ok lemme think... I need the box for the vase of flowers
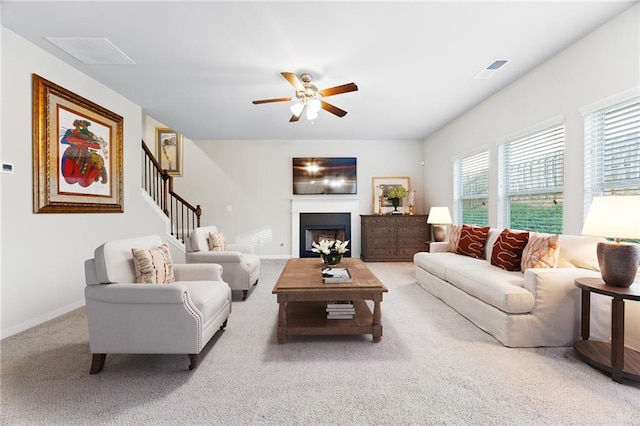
[311,239,350,267]
[386,185,408,213]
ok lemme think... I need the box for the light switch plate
[2,162,14,174]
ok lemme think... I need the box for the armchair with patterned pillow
[84,235,232,374]
[185,226,261,300]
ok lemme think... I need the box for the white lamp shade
[427,206,452,225]
[290,102,304,117]
[581,195,640,240]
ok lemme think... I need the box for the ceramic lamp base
[432,225,447,243]
[597,242,640,288]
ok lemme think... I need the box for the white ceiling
[2,1,637,141]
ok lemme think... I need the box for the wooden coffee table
[272,258,388,343]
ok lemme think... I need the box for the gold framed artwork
[155,128,182,176]
[372,176,411,215]
[32,74,124,213]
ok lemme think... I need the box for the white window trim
[579,86,640,117]
[495,115,565,147]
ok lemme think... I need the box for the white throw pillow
[207,231,227,251]
[131,243,175,284]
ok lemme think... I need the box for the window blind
[498,124,564,233]
[453,150,488,226]
[584,98,640,215]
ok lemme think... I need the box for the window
[583,96,640,210]
[498,121,564,233]
[583,92,640,243]
[453,150,488,226]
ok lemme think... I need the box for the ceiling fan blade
[252,97,292,104]
[281,72,304,92]
[290,105,305,122]
[319,83,358,98]
[321,101,347,118]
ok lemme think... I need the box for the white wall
[422,4,639,236]
[142,116,426,260]
[1,27,167,338]
[180,139,425,258]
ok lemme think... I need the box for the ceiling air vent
[46,37,135,65]
[474,59,510,79]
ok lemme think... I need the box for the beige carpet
[2,259,639,425]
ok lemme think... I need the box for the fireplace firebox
[299,213,351,258]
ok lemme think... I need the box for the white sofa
[414,228,610,347]
[186,226,261,300]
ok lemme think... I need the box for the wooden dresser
[360,215,429,261]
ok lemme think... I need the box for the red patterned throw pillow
[490,229,530,271]
[456,225,490,259]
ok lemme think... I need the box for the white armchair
[186,226,261,300]
[84,235,232,374]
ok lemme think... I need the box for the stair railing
[141,140,201,243]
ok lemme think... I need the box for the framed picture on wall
[155,128,182,176]
[372,176,411,215]
[32,74,124,213]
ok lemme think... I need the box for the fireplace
[299,213,351,258]
[290,197,360,258]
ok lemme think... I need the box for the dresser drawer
[369,247,396,257]
[398,225,427,236]
[365,226,395,235]
[367,237,395,247]
[398,236,425,247]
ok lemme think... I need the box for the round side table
[574,277,640,383]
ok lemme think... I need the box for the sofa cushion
[207,231,227,251]
[447,224,462,252]
[491,229,530,271]
[445,261,533,314]
[556,234,604,271]
[413,252,472,281]
[95,235,163,284]
[521,233,560,272]
[456,225,490,259]
[131,243,175,284]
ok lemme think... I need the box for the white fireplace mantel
[291,197,360,258]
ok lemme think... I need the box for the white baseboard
[258,255,291,260]
[0,299,85,340]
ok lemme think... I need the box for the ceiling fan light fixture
[290,102,304,117]
[306,108,319,121]
[308,98,322,113]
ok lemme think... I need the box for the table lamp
[581,195,640,287]
[427,206,452,243]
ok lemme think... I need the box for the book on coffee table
[326,312,355,320]
[322,267,352,283]
[326,300,354,309]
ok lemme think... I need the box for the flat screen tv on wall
[292,157,357,195]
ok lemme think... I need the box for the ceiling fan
[252,72,358,122]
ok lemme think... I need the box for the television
[292,157,357,195]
